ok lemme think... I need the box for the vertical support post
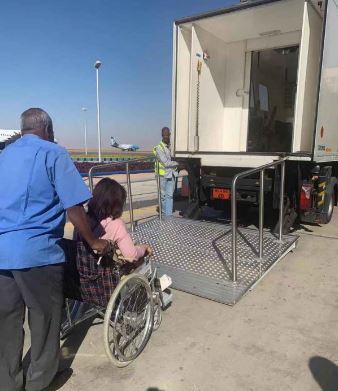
[82,107,88,156]
[126,163,135,232]
[84,117,88,157]
[65,299,72,326]
[231,177,238,282]
[95,67,102,163]
[156,160,162,221]
[259,169,265,259]
[278,161,285,242]
[89,167,94,192]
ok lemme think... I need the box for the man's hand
[91,239,110,255]
[67,205,108,252]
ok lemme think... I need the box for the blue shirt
[0,135,92,269]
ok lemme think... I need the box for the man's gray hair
[20,108,53,133]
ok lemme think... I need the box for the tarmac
[22,178,338,391]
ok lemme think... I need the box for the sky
[0,0,234,150]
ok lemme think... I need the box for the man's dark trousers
[0,264,64,391]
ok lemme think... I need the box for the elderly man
[153,127,178,216]
[0,108,107,391]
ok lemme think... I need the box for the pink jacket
[97,217,146,261]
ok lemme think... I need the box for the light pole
[81,107,88,156]
[95,60,102,162]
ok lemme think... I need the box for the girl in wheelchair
[74,178,153,308]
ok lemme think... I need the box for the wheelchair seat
[60,237,144,307]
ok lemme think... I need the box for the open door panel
[313,0,338,162]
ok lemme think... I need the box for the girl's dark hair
[87,178,126,224]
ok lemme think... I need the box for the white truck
[172,0,338,230]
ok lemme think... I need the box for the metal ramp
[89,156,298,305]
[132,217,298,305]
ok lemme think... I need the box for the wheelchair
[60,239,172,367]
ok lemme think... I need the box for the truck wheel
[182,200,202,220]
[321,192,334,224]
[273,197,297,235]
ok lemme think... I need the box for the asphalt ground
[22,185,338,391]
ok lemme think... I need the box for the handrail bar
[231,157,287,282]
[88,156,161,232]
[84,172,187,186]
[231,157,287,180]
[88,156,155,191]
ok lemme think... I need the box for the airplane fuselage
[111,137,139,152]
[115,144,139,152]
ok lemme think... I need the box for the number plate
[212,188,230,200]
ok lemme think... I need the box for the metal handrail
[88,157,155,190]
[88,157,162,232]
[231,157,287,282]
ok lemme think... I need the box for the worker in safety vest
[153,127,178,216]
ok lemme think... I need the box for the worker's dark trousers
[0,264,64,391]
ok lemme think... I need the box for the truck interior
[175,0,324,155]
[247,46,299,153]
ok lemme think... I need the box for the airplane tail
[110,136,118,147]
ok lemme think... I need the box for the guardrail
[231,157,287,282]
[88,157,162,232]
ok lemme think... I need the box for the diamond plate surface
[132,217,298,304]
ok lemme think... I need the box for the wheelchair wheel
[152,303,162,331]
[103,273,154,367]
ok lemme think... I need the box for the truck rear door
[313,0,338,162]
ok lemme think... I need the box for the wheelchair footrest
[161,289,173,308]
[159,274,172,291]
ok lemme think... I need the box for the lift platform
[89,156,298,306]
[132,217,298,305]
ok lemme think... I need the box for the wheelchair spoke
[105,275,153,364]
[118,325,145,356]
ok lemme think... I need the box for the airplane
[111,136,139,152]
[0,129,21,149]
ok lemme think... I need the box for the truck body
[172,0,338,227]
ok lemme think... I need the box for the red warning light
[320,126,324,138]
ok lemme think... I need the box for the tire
[103,274,154,367]
[321,192,334,224]
[273,196,297,235]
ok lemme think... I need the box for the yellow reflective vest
[153,141,166,176]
